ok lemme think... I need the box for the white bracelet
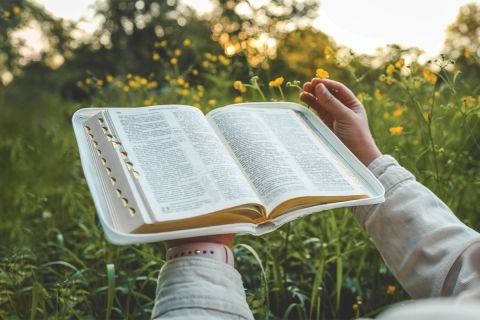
[166,242,234,266]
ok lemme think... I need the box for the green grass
[1,48,479,319]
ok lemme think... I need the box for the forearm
[152,256,253,320]
[351,155,480,298]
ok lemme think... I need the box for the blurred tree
[444,3,480,76]
[0,0,74,82]
[90,0,215,75]
[209,0,319,66]
[274,27,337,79]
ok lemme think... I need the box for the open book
[72,102,384,244]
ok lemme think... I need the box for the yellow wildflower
[123,86,129,92]
[462,96,476,108]
[383,112,390,119]
[3,11,10,17]
[202,61,210,68]
[183,38,191,46]
[128,80,138,88]
[234,96,243,103]
[192,69,199,76]
[393,108,403,118]
[414,81,422,88]
[174,49,182,57]
[422,69,437,85]
[177,78,185,86]
[127,73,132,79]
[386,64,395,75]
[197,85,205,97]
[193,103,201,109]
[464,49,472,59]
[375,89,383,100]
[423,111,429,122]
[219,55,230,66]
[106,74,114,82]
[269,76,284,88]
[357,93,364,103]
[179,89,189,96]
[160,40,167,47]
[233,81,247,93]
[324,46,334,60]
[395,58,405,69]
[379,74,386,82]
[148,81,158,89]
[84,78,92,85]
[385,76,393,85]
[140,78,148,86]
[208,99,217,106]
[13,6,21,14]
[315,68,329,79]
[152,52,160,61]
[387,285,397,295]
[170,57,178,65]
[96,79,104,86]
[389,126,404,135]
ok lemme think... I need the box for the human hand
[299,78,381,166]
[166,234,235,249]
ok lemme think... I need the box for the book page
[207,106,364,213]
[107,105,261,221]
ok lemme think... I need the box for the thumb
[315,83,353,120]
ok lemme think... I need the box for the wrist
[166,234,235,249]
[166,241,235,266]
[358,147,382,167]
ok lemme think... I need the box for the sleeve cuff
[367,155,416,193]
[350,155,415,225]
[152,256,253,320]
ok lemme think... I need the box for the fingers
[299,91,329,119]
[314,83,353,119]
[311,78,360,108]
[304,78,328,95]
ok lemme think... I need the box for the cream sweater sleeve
[351,155,480,299]
[151,256,254,320]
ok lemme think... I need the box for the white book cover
[72,102,385,244]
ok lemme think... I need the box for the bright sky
[33,0,475,57]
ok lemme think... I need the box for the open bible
[73,102,384,244]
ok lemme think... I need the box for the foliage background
[1,0,480,319]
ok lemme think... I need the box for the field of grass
[1,41,480,319]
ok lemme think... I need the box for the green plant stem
[278,86,285,101]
